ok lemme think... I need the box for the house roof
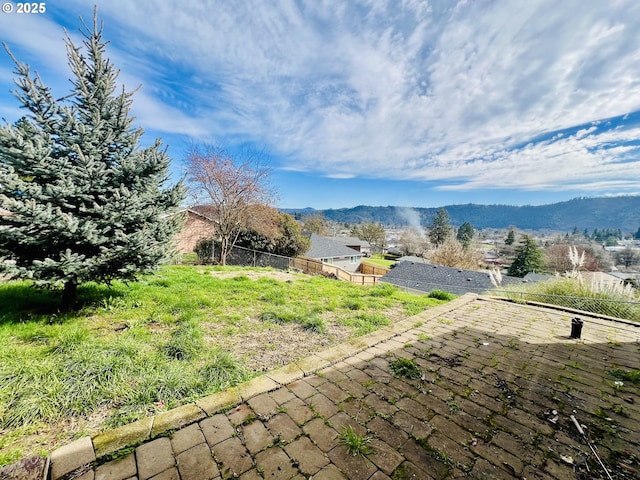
[305,234,364,259]
[162,208,216,223]
[381,261,526,295]
[331,236,371,248]
[396,256,428,263]
[523,272,555,283]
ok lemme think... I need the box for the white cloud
[2,0,640,196]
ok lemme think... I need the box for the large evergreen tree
[0,12,185,308]
[427,208,452,247]
[456,222,474,249]
[507,235,545,277]
[505,228,516,245]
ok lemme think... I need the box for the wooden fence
[359,263,391,276]
[185,245,386,286]
[292,257,383,285]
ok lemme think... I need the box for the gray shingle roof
[381,261,527,295]
[305,234,364,259]
[331,236,371,248]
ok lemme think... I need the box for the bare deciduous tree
[352,222,386,254]
[302,213,329,235]
[429,238,481,270]
[186,145,275,265]
[399,227,429,257]
[616,247,640,269]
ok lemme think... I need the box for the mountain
[282,196,640,232]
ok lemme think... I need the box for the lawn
[0,265,448,465]
[362,254,396,268]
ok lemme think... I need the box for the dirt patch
[223,321,352,372]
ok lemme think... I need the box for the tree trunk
[61,280,78,311]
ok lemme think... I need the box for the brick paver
[43,295,639,480]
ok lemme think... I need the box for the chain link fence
[380,277,640,322]
[225,245,293,270]
[491,290,640,322]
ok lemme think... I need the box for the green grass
[362,254,396,268]
[338,425,374,456]
[0,265,446,464]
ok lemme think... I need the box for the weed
[162,321,203,361]
[301,315,327,334]
[447,399,461,413]
[368,283,397,297]
[272,433,285,447]
[343,298,364,310]
[609,369,640,384]
[389,358,422,379]
[338,425,374,456]
[340,313,390,336]
[611,404,628,417]
[428,290,456,301]
[417,333,431,341]
[437,318,454,325]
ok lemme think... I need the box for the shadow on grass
[0,281,125,323]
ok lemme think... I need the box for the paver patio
[7,294,640,480]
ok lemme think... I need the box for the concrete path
[45,295,640,480]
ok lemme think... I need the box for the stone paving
[43,295,640,479]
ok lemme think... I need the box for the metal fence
[491,290,640,323]
[226,245,293,270]
[379,277,640,322]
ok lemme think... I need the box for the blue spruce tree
[0,11,185,309]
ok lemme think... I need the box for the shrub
[428,290,456,301]
[195,238,218,264]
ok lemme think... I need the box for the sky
[1,1,640,210]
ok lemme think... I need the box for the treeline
[284,196,640,232]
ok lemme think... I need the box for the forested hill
[283,196,640,232]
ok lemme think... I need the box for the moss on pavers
[266,363,305,385]
[93,416,153,459]
[316,344,353,363]
[237,375,279,401]
[195,387,242,416]
[151,404,206,438]
[50,436,95,480]
[295,355,331,375]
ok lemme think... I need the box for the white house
[304,234,364,273]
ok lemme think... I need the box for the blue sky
[2,1,640,209]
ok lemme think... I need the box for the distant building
[170,209,216,254]
[304,234,364,273]
[381,261,527,295]
[330,236,371,256]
